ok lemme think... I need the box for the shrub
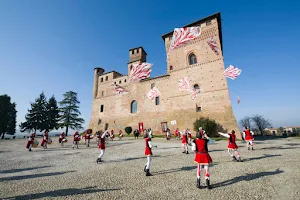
[193,117,226,137]
[125,127,132,135]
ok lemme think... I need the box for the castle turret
[127,47,147,75]
[93,67,105,99]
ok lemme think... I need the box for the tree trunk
[66,125,69,136]
[1,133,4,139]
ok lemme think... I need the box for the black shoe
[238,157,243,162]
[29,149,32,151]
[206,179,212,189]
[196,178,201,188]
[146,169,152,176]
[144,165,147,172]
[186,151,189,154]
[96,158,102,163]
[232,156,237,161]
[251,148,254,151]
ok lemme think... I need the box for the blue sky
[0,0,299,132]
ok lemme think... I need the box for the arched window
[194,84,200,90]
[131,100,137,113]
[189,53,197,65]
[169,66,173,70]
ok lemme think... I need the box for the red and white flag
[224,65,242,80]
[168,27,201,53]
[147,87,161,101]
[113,84,129,95]
[207,36,220,55]
[190,88,200,100]
[129,62,152,82]
[178,77,190,90]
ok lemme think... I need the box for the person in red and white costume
[84,130,92,147]
[110,130,115,141]
[26,133,35,151]
[218,130,242,162]
[97,130,108,163]
[187,128,192,144]
[59,132,66,146]
[73,131,80,149]
[96,131,102,146]
[144,131,157,176]
[181,130,189,154]
[243,127,254,150]
[118,130,123,140]
[175,128,180,140]
[192,132,212,189]
[41,131,49,149]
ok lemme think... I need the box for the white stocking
[146,156,151,169]
[98,149,105,159]
[203,165,210,180]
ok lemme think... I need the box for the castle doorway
[105,123,109,131]
[161,122,168,134]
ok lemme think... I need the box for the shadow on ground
[0,166,51,174]
[4,186,120,200]
[260,146,300,150]
[152,165,197,175]
[212,168,283,188]
[0,170,75,182]
[243,154,282,162]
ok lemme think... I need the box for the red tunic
[144,138,152,156]
[98,137,105,149]
[85,133,91,139]
[244,130,253,140]
[187,132,192,138]
[59,135,65,142]
[182,134,188,144]
[26,136,34,148]
[74,134,80,141]
[41,135,48,146]
[228,134,238,149]
[194,139,212,164]
[175,129,179,137]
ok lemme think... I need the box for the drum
[62,138,68,143]
[48,138,52,144]
[33,140,39,148]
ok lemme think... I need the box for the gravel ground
[0,136,300,200]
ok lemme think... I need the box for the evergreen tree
[0,95,17,139]
[19,92,48,133]
[58,91,85,136]
[44,95,60,131]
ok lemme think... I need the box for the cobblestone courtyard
[1,137,299,200]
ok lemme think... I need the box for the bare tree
[239,116,252,129]
[251,115,272,135]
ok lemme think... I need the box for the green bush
[125,127,132,135]
[193,117,226,137]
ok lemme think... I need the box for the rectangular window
[100,77,103,82]
[105,76,108,81]
[196,106,202,112]
[151,83,155,89]
[132,50,134,54]
[101,91,104,97]
[105,123,109,130]
[100,105,104,112]
[155,97,159,105]
[137,49,139,53]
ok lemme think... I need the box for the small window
[119,80,121,84]
[151,83,155,89]
[98,119,102,125]
[100,105,104,112]
[196,106,202,112]
[131,100,137,113]
[137,49,139,53]
[155,97,160,105]
[206,20,211,26]
[130,65,133,70]
[132,50,134,54]
[189,53,197,65]
[114,82,116,84]
[169,66,173,70]
[105,76,108,81]
[124,79,127,82]
[194,84,200,90]
[101,77,103,82]
[101,91,105,97]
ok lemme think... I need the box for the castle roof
[161,12,223,51]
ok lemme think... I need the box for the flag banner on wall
[113,84,129,95]
[207,36,220,55]
[223,65,242,80]
[147,87,161,101]
[129,62,152,82]
[178,77,190,90]
[168,27,201,53]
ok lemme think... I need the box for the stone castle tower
[89,12,240,137]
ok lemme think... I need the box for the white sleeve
[250,131,254,135]
[148,141,153,148]
[243,131,246,138]
[218,132,230,138]
[191,142,196,151]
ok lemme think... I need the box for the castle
[89,12,239,137]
